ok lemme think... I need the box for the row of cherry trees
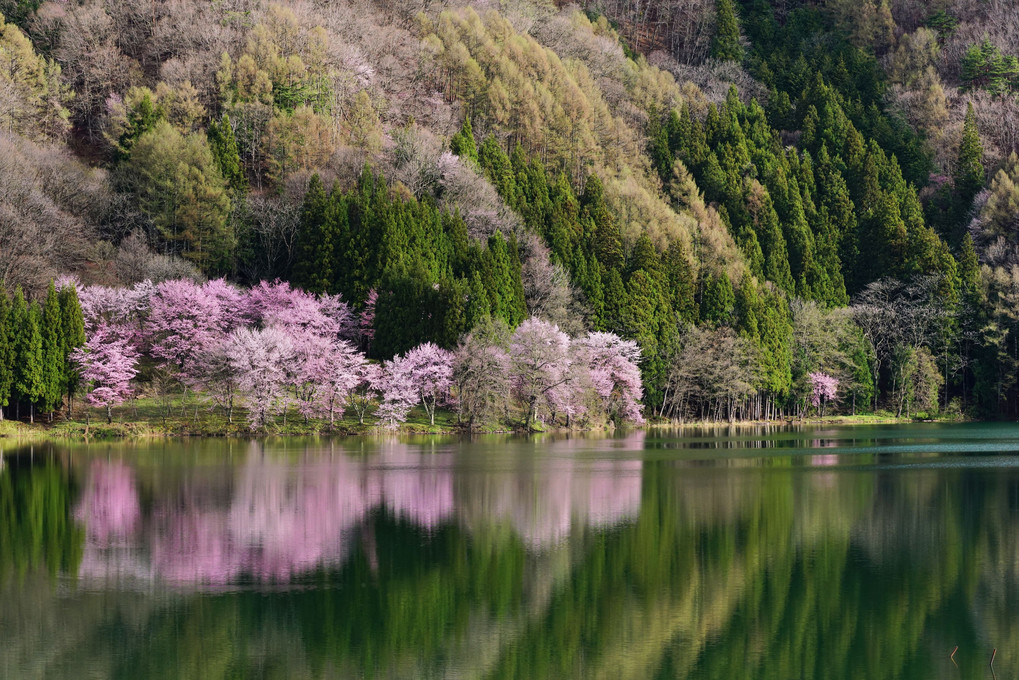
[69,278,644,430]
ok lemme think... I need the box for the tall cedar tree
[40,282,65,417]
[712,0,744,62]
[208,114,247,193]
[955,102,985,207]
[11,288,44,422]
[59,285,86,417]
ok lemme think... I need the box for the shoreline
[0,411,974,444]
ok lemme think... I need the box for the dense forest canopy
[1,0,1018,423]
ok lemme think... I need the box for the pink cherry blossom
[71,322,139,422]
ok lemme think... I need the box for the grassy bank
[0,399,972,443]
[648,410,969,431]
[0,395,470,442]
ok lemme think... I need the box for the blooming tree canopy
[376,355,419,429]
[396,342,454,425]
[71,322,140,423]
[67,279,648,431]
[808,372,839,414]
[509,318,572,428]
[224,326,295,430]
[574,332,644,424]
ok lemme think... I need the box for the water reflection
[73,439,643,585]
[7,424,1019,679]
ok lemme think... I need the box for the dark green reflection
[0,449,83,583]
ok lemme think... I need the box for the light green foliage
[0,12,71,139]
[216,6,333,113]
[126,120,234,273]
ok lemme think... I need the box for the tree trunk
[106,404,113,424]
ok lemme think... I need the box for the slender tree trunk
[106,404,112,424]
[29,403,34,425]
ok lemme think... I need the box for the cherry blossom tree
[509,318,572,429]
[288,330,335,423]
[376,355,418,429]
[247,279,340,338]
[547,355,592,428]
[319,340,366,425]
[808,371,839,416]
[319,292,357,340]
[77,281,152,334]
[395,342,455,425]
[224,326,295,430]
[146,278,228,376]
[574,332,644,424]
[71,322,139,423]
[202,278,250,332]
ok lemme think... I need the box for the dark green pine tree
[0,285,11,421]
[620,269,678,410]
[734,273,760,338]
[700,272,735,326]
[208,114,247,192]
[115,89,162,161]
[11,288,44,423]
[954,102,985,221]
[662,240,697,323]
[600,268,627,332]
[478,135,518,204]
[712,0,744,63]
[957,233,980,302]
[40,282,65,420]
[581,175,624,271]
[647,111,674,183]
[450,116,479,165]
[291,174,335,293]
[465,270,490,330]
[59,284,86,418]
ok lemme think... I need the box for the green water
[2,423,1018,679]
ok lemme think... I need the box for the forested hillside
[1,0,1017,423]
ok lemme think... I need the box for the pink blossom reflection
[75,440,643,586]
[581,459,643,529]
[152,508,241,584]
[75,461,141,545]
[376,441,454,529]
[229,451,377,580]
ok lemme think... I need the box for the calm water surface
[3,423,1019,679]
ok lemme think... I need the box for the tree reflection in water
[3,425,1019,679]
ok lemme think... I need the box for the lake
[2,423,1019,679]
